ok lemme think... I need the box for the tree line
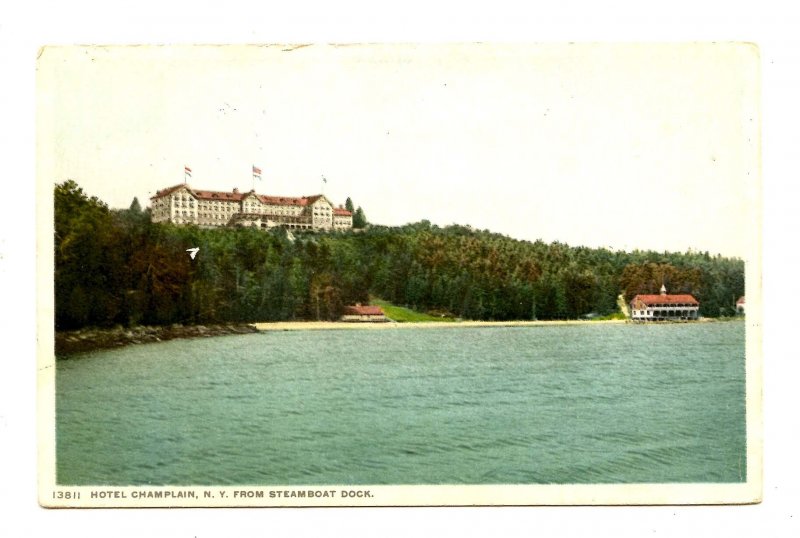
[54,180,745,330]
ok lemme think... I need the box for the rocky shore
[55,323,259,356]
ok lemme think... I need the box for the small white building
[630,285,700,321]
[736,296,745,314]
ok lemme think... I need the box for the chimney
[233,188,239,194]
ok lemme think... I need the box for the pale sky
[37,43,759,258]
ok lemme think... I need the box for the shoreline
[55,317,732,355]
[55,323,259,356]
[257,317,742,331]
[254,319,630,331]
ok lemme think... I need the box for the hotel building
[150,184,353,232]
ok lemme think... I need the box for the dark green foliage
[54,182,369,328]
[55,180,126,329]
[339,225,743,321]
[353,206,367,228]
[54,181,745,329]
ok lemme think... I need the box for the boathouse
[629,285,699,321]
[340,304,388,322]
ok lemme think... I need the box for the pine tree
[353,207,367,228]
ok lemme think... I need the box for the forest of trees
[55,181,745,331]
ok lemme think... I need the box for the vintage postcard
[37,43,762,507]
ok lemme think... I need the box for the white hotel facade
[150,184,353,232]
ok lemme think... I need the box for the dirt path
[617,294,630,318]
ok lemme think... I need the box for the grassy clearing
[370,298,458,323]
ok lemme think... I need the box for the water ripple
[56,322,746,485]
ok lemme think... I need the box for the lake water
[56,322,746,485]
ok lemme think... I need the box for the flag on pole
[184,165,192,177]
[252,165,262,180]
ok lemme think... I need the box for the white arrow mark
[186,247,200,260]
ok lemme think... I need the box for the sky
[37,43,758,258]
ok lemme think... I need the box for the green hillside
[370,298,457,322]
[54,181,745,330]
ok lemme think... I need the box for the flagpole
[251,164,262,191]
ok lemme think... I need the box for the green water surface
[56,322,746,485]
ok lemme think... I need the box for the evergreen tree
[54,179,745,329]
[353,207,367,228]
[345,197,354,213]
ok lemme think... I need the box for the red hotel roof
[631,294,699,305]
[194,189,245,201]
[259,195,309,206]
[151,184,245,202]
[151,184,189,199]
[333,208,352,216]
[343,305,385,316]
[151,184,330,207]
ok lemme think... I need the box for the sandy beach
[254,319,629,331]
[55,318,722,354]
